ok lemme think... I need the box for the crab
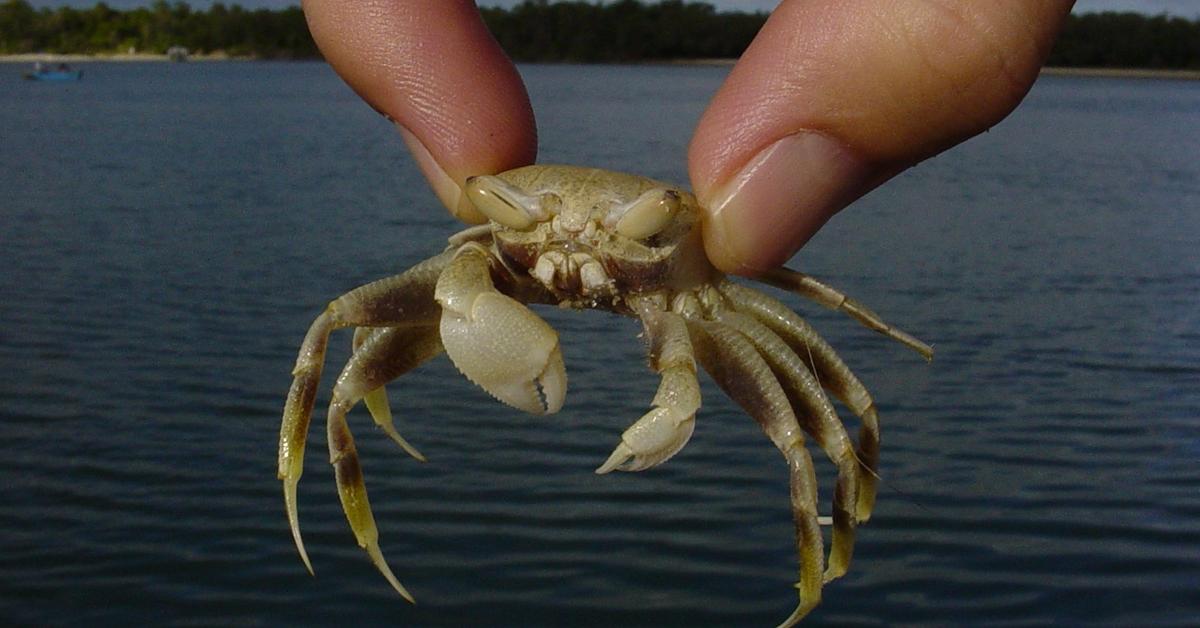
[278,164,931,626]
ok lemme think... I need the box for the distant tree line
[1047,11,1200,69]
[479,0,766,62]
[1,0,1199,69]
[0,0,315,58]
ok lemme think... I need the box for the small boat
[23,64,83,81]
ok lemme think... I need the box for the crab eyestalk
[607,188,681,239]
[464,175,548,229]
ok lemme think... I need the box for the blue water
[1,61,1197,627]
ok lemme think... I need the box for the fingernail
[396,124,486,223]
[704,132,869,274]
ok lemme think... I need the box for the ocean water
[0,61,1197,627]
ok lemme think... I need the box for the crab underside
[277,165,931,626]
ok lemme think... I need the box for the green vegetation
[479,0,765,62]
[0,0,315,58]
[1047,11,1200,69]
[1,0,1198,69]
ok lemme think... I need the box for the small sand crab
[278,165,931,626]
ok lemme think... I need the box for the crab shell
[278,164,932,627]
[479,165,714,308]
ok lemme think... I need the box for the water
[0,61,1197,627]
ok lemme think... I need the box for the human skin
[302,0,1074,275]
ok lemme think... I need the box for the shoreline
[0,52,247,63]
[1039,66,1200,80]
[3,53,1199,80]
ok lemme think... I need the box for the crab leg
[686,319,824,628]
[715,309,859,582]
[325,324,444,603]
[434,243,566,415]
[279,251,451,574]
[759,267,933,360]
[596,307,701,473]
[719,281,883,523]
[351,327,427,462]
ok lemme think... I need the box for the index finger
[304,0,537,222]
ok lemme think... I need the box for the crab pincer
[434,242,566,415]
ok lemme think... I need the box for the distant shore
[0,52,241,63]
[662,60,1200,80]
[1040,66,1200,80]
[3,53,1199,80]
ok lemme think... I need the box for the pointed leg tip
[822,561,849,584]
[382,427,428,462]
[282,479,314,574]
[775,584,821,628]
[594,461,617,475]
[393,579,417,605]
[595,442,633,474]
[775,601,817,628]
[298,547,315,576]
[855,479,878,523]
[367,389,428,461]
[289,530,315,576]
[899,334,934,361]
[366,542,415,604]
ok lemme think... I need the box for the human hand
[303,0,1074,275]
[689,0,1075,274]
[302,0,537,225]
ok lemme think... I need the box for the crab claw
[598,309,700,474]
[597,405,695,473]
[436,245,567,414]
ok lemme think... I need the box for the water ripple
[1,62,1197,627]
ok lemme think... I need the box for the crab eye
[608,189,681,240]
[464,175,546,230]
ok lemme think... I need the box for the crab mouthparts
[531,249,613,296]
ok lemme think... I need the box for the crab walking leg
[324,325,444,603]
[596,308,701,473]
[715,310,859,582]
[759,267,933,361]
[351,328,427,462]
[279,251,452,574]
[686,319,824,628]
[279,311,332,574]
[326,403,415,602]
[719,281,883,523]
[435,243,566,415]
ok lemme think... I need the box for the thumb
[688,0,1074,275]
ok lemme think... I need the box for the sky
[19,0,1200,18]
